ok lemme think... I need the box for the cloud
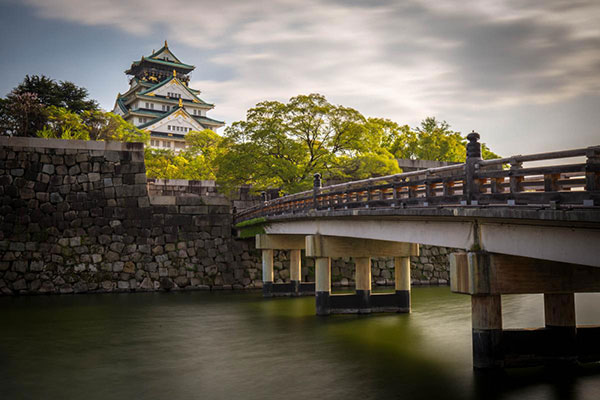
[22,0,600,129]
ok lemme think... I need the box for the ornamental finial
[178,98,183,108]
[173,69,177,78]
[466,130,482,160]
[164,39,168,47]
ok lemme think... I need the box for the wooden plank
[305,235,418,258]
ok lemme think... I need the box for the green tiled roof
[137,106,187,129]
[116,97,128,113]
[130,57,195,71]
[193,115,225,126]
[138,76,210,105]
[150,132,186,139]
[148,42,183,63]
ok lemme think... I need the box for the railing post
[465,131,482,205]
[585,147,600,206]
[508,158,523,205]
[313,173,321,210]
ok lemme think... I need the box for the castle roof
[125,40,195,75]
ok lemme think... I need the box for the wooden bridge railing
[235,133,600,222]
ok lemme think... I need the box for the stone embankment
[0,137,454,295]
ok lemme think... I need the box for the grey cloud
[18,0,600,156]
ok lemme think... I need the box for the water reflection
[0,288,598,400]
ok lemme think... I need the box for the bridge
[235,133,600,369]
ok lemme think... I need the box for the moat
[1,287,599,400]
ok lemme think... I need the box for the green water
[1,288,599,399]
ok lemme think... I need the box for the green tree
[217,93,399,193]
[80,110,149,143]
[37,106,89,140]
[1,75,99,137]
[0,92,47,137]
[12,75,98,113]
[144,129,223,180]
[387,117,499,162]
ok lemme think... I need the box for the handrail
[476,146,600,167]
[235,136,600,223]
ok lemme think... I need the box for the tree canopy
[0,75,146,143]
[12,75,98,114]
[385,117,499,162]
[145,129,225,180]
[216,94,400,193]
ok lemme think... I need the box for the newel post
[464,131,482,205]
[585,147,600,206]
[313,173,322,210]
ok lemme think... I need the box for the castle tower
[112,40,225,150]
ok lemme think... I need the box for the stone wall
[0,137,263,295]
[0,137,453,296]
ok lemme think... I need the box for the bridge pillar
[315,257,331,316]
[262,249,274,297]
[355,257,372,313]
[306,235,418,315]
[451,251,600,368]
[544,293,577,364]
[394,256,411,312]
[472,294,503,368]
[290,249,302,295]
[256,234,314,297]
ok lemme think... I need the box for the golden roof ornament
[164,39,168,47]
[178,98,183,108]
[173,69,177,77]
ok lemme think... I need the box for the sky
[1,0,599,157]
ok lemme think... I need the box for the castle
[112,41,224,150]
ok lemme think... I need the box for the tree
[12,75,98,113]
[37,106,89,140]
[144,129,223,180]
[217,94,399,193]
[0,75,100,137]
[0,92,47,137]
[386,117,499,162]
[80,110,149,143]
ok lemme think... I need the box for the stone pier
[451,252,600,368]
[306,235,418,315]
[256,234,314,296]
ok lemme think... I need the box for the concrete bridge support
[306,235,418,315]
[315,257,332,315]
[257,234,315,297]
[395,256,411,311]
[451,252,600,368]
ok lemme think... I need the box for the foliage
[12,75,98,114]
[38,106,90,140]
[80,110,148,143]
[144,129,223,180]
[386,117,500,162]
[216,94,400,194]
[35,107,148,143]
[0,92,47,137]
